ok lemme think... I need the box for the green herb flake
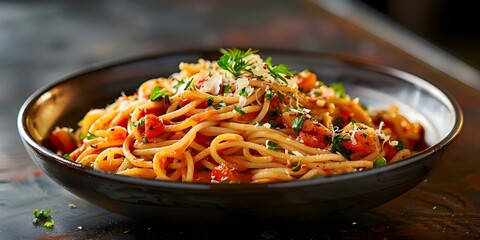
[233,105,245,115]
[33,208,54,228]
[184,78,194,90]
[329,82,346,98]
[375,157,387,166]
[63,154,72,160]
[164,95,171,105]
[265,88,275,100]
[173,79,185,93]
[79,132,98,140]
[267,108,281,117]
[207,96,214,106]
[332,134,354,160]
[394,140,404,151]
[222,84,231,94]
[291,117,306,132]
[131,118,145,129]
[149,86,169,101]
[213,101,227,110]
[142,136,148,143]
[292,161,301,172]
[43,220,54,229]
[66,131,77,143]
[266,140,280,150]
[238,88,249,96]
[267,119,277,128]
[34,209,51,219]
[265,57,294,85]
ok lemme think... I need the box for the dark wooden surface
[1,0,479,239]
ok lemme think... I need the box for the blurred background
[360,0,480,70]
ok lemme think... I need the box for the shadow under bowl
[18,49,463,222]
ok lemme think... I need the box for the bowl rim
[17,48,464,191]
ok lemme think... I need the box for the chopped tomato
[298,120,331,149]
[299,132,327,149]
[341,132,376,160]
[210,164,251,183]
[49,127,78,153]
[297,71,317,91]
[193,171,212,183]
[195,133,213,147]
[383,143,398,162]
[144,114,165,139]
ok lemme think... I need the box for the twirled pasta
[48,49,426,183]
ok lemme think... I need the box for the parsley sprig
[79,132,98,140]
[150,86,169,101]
[291,116,306,132]
[217,48,256,77]
[329,82,347,98]
[265,57,294,85]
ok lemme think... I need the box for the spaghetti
[48,48,426,183]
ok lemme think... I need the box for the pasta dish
[48,48,426,183]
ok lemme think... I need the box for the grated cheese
[199,71,222,94]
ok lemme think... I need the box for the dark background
[360,0,480,70]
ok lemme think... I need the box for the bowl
[18,49,463,221]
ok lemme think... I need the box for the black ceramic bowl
[18,49,462,221]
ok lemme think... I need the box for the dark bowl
[18,49,463,222]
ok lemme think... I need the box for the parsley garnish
[184,78,194,90]
[233,105,245,115]
[79,132,98,140]
[394,140,404,151]
[131,118,145,128]
[291,117,306,132]
[207,96,214,106]
[266,140,279,150]
[149,86,169,101]
[34,209,51,219]
[329,82,346,98]
[142,136,148,143]
[265,57,294,85]
[238,88,249,96]
[332,134,354,160]
[267,119,277,128]
[44,220,54,229]
[267,108,281,116]
[265,88,275,100]
[33,209,54,229]
[212,100,227,110]
[63,154,72,160]
[292,161,301,172]
[164,95,171,105]
[217,48,256,77]
[173,79,185,93]
[222,84,231,94]
[66,131,76,143]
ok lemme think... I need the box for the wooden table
[1,0,479,239]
